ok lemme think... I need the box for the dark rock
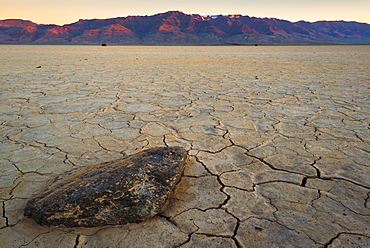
[24,147,187,227]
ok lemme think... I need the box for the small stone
[24,147,187,227]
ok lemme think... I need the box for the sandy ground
[0,45,369,247]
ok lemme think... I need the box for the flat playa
[0,45,369,247]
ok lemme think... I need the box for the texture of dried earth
[0,45,369,248]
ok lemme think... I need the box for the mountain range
[1,11,370,44]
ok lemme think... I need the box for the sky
[1,0,369,25]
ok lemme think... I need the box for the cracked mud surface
[1,45,369,247]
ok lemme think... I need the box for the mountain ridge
[1,11,370,44]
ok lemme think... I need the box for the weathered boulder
[24,147,187,227]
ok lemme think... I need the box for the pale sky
[1,0,369,25]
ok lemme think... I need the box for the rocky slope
[1,11,369,44]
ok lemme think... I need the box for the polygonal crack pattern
[0,46,369,247]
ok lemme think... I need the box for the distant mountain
[1,11,370,44]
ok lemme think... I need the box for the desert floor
[0,45,369,247]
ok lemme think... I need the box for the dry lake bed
[0,45,369,247]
